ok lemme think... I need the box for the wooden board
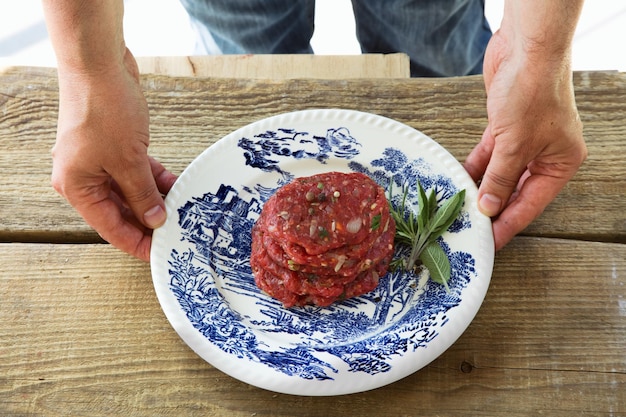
[0,67,625,243]
[1,237,624,416]
[135,54,411,78]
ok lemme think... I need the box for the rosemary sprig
[388,179,466,290]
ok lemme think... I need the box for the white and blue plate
[150,109,494,396]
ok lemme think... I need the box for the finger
[68,183,153,262]
[148,156,178,196]
[109,186,151,231]
[491,172,567,250]
[109,157,177,206]
[112,156,167,230]
[95,199,153,262]
[464,126,495,183]
[52,165,152,261]
[476,135,531,218]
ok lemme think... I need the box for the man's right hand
[51,49,177,261]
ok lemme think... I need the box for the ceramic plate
[151,109,494,396]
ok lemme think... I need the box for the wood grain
[2,60,625,416]
[1,237,624,416]
[135,54,411,79]
[1,67,624,243]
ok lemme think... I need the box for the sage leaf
[428,189,466,239]
[419,242,451,292]
[427,187,438,219]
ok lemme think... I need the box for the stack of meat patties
[251,171,395,307]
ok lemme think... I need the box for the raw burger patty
[250,171,395,307]
[261,224,394,277]
[253,257,389,308]
[258,172,389,255]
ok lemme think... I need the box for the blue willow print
[168,126,475,380]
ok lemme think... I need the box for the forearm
[42,0,126,74]
[502,0,584,61]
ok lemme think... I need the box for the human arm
[464,0,587,250]
[42,0,177,261]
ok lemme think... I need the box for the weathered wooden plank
[0,237,624,415]
[1,67,624,242]
[135,54,411,78]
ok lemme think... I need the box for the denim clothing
[178,0,492,77]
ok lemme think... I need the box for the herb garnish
[371,214,382,231]
[388,179,466,291]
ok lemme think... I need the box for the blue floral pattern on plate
[151,109,494,396]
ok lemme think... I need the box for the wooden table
[1,56,625,416]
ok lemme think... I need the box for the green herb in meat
[388,179,466,291]
[370,214,382,231]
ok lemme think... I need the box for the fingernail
[144,205,166,228]
[479,193,502,217]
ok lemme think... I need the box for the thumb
[476,132,528,218]
[113,158,167,229]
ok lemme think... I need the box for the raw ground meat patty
[250,171,395,307]
[259,172,389,255]
[261,226,394,277]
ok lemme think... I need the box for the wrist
[56,47,141,97]
[43,0,128,75]
[500,0,583,62]
[55,42,128,77]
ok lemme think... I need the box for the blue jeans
[178,0,491,77]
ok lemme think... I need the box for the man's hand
[51,49,177,261]
[464,0,587,251]
[43,0,177,261]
